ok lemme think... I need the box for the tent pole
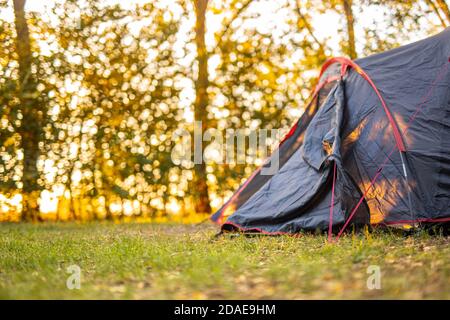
[399,151,415,228]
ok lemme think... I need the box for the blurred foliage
[0,0,447,222]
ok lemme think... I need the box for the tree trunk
[193,0,211,214]
[342,0,357,59]
[13,0,41,222]
[436,0,450,23]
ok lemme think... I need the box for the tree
[192,0,212,214]
[13,0,42,221]
[295,0,326,54]
[435,0,450,23]
[426,0,450,27]
[342,0,357,59]
[0,12,20,202]
[49,0,183,219]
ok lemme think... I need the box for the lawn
[0,222,448,299]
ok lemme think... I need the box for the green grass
[0,222,448,299]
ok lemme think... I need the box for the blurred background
[0,0,448,222]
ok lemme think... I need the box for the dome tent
[211,28,450,237]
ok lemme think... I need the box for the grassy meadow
[0,223,448,299]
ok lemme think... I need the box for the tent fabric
[212,28,450,234]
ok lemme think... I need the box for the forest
[1,0,449,222]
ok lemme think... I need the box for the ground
[0,223,448,299]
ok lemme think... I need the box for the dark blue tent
[211,28,450,236]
